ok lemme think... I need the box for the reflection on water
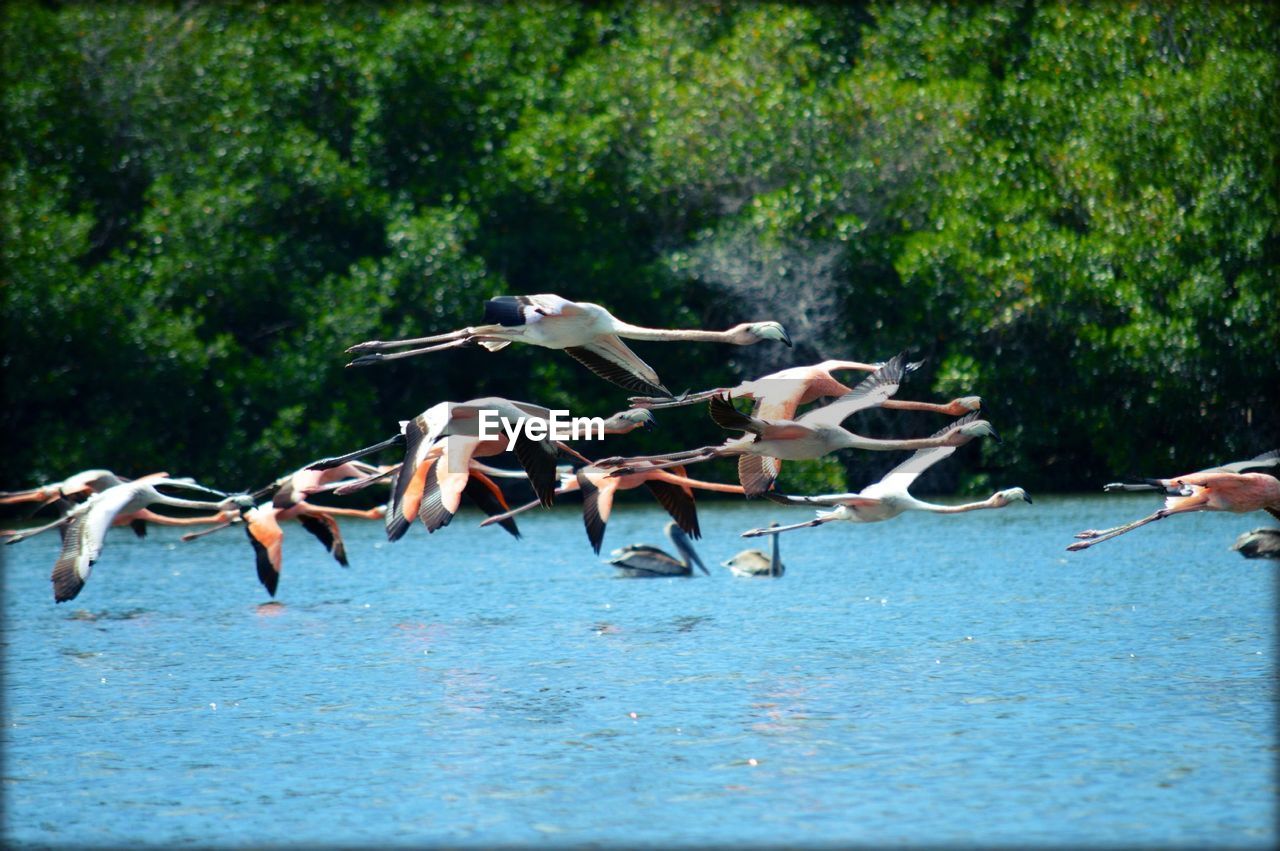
[2,496,1275,846]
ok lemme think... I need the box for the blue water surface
[2,495,1275,847]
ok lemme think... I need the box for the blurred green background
[3,1,1276,497]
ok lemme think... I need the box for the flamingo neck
[883,399,959,414]
[922,494,1003,514]
[611,321,737,343]
[840,430,951,452]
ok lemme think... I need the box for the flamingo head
[219,493,258,512]
[947,419,1001,446]
[995,487,1032,506]
[947,396,983,414]
[600,408,657,434]
[735,322,792,347]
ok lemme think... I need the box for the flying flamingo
[1067,470,1280,552]
[239,484,386,598]
[630,358,981,421]
[598,354,999,495]
[1101,449,1279,492]
[0,469,129,506]
[3,474,241,546]
[344,294,792,396]
[375,454,532,541]
[177,462,390,596]
[2,474,250,602]
[2,499,235,542]
[0,469,196,540]
[723,522,785,577]
[739,421,1030,538]
[310,399,655,541]
[479,463,745,553]
[606,521,709,578]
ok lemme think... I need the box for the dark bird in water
[1231,528,1280,560]
[606,521,709,578]
[723,522,785,577]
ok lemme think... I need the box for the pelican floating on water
[606,521,709,578]
[723,522,785,577]
[1231,528,1280,559]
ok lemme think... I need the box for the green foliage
[2,1,1276,495]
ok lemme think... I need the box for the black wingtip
[483,295,530,327]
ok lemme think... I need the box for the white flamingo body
[308,397,653,542]
[0,468,130,505]
[30,475,244,602]
[632,358,980,422]
[346,294,791,396]
[602,355,997,496]
[741,437,1031,538]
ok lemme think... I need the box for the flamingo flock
[3,294,1275,603]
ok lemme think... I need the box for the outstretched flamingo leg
[346,326,475,354]
[607,448,729,477]
[741,514,840,537]
[628,387,733,410]
[347,336,476,366]
[1067,496,1212,551]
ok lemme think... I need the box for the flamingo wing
[1216,449,1280,475]
[483,294,581,326]
[709,394,764,435]
[563,337,670,397]
[297,509,348,567]
[50,485,138,603]
[244,506,285,596]
[764,491,873,508]
[418,455,466,534]
[388,421,438,541]
[737,454,781,497]
[463,471,521,539]
[576,469,618,555]
[797,353,909,428]
[511,433,560,508]
[875,411,984,494]
[643,468,701,539]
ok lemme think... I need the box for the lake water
[2,495,1275,847]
